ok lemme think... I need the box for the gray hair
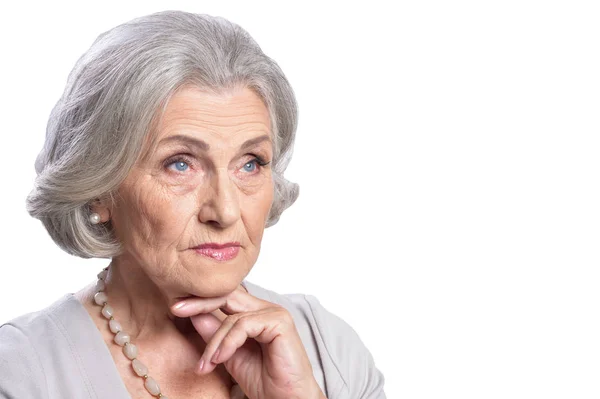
[26,10,300,259]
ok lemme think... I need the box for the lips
[192,242,240,261]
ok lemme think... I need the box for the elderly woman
[0,10,385,399]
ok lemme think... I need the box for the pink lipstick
[192,242,240,261]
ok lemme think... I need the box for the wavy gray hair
[26,10,299,259]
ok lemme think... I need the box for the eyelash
[163,154,271,173]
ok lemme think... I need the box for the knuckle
[236,314,252,329]
[276,308,294,324]
[224,314,240,327]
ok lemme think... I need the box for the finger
[192,312,259,376]
[170,295,228,318]
[196,313,246,374]
[173,287,274,318]
[190,313,222,342]
[189,313,226,375]
[219,286,273,313]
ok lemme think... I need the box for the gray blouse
[0,279,386,398]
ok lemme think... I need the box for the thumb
[190,312,222,343]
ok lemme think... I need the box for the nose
[197,167,241,228]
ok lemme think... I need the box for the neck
[101,256,190,342]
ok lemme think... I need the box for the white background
[1,1,599,398]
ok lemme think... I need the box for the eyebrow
[159,134,272,152]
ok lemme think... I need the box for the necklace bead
[144,376,161,396]
[114,331,130,346]
[109,318,122,333]
[96,279,106,292]
[101,304,114,319]
[97,269,108,280]
[94,292,107,306]
[132,358,149,377]
[123,342,138,359]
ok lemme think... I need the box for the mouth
[191,242,241,261]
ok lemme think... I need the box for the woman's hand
[170,285,326,399]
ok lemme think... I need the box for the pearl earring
[89,213,101,224]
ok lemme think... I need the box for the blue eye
[170,161,189,172]
[243,161,257,173]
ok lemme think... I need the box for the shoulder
[242,280,386,399]
[0,294,77,352]
[0,305,56,398]
[0,294,103,399]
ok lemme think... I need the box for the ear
[89,198,112,223]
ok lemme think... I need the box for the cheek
[113,177,196,248]
[250,176,273,212]
[244,179,274,237]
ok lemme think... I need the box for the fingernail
[211,348,220,363]
[198,358,205,373]
[173,301,186,310]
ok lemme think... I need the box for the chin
[180,269,246,299]
[179,251,253,296]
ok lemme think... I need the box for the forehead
[162,85,271,130]
[143,85,272,157]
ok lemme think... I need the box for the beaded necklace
[93,266,246,398]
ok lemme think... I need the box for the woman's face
[109,86,274,298]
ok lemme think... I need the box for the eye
[243,160,258,173]
[165,158,190,173]
[241,156,270,174]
